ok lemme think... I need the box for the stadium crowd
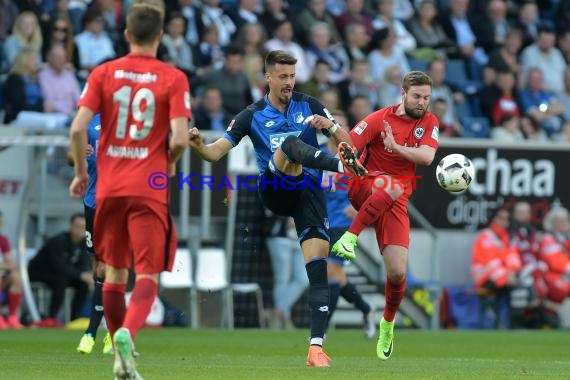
[1,0,569,331]
[1,0,570,140]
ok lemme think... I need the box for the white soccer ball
[435,153,475,192]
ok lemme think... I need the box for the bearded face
[402,85,431,119]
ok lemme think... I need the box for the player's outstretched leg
[338,142,367,176]
[113,327,143,380]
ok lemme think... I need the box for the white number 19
[113,86,155,140]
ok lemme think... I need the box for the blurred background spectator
[3,11,43,72]
[28,214,92,327]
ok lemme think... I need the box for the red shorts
[94,197,176,274]
[348,173,410,252]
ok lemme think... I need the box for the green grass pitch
[0,329,569,379]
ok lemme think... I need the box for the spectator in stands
[193,25,225,72]
[299,59,340,100]
[471,0,511,55]
[392,0,414,21]
[538,207,570,304]
[38,44,81,118]
[490,114,524,142]
[259,0,289,38]
[481,70,521,126]
[487,28,523,78]
[378,64,403,108]
[68,0,91,37]
[199,0,236,47]
[555,1,570,36]
[371,0,416,53]
[520,23,565,94]
[520,115,549,142]
[162,12,195,77]
[227,0,260,33]
[295,0,341,47]
[340,22,369,63]
[264,212,308,329]
[519,68,565,137]
[430,97,462,137]
[28,214,93,327]
[367,27,410,85]
[429,58,464,128]
[99,0,124,47]
[552,122,570,143]
[192,86,231,131]
[195,45,253,116]
[347,94,371,127]
[305,22,350,83]
[74,7,115,75]
[471,206,522,327]
[2,11,42,71]
[42,16,79,69]
[337,59,379,110]
[406,0,457,59]
[335,0,374,39]
[515,0,540,49]
[171,0,203,47]
[3,48,45,124]
[234,22,267,99]
[318,87,340,111]
[439,0,488,69]
[0,210,24,329]
[264,19,310,83]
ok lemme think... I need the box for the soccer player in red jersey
[333,71,438,360]
[68,4,190,379]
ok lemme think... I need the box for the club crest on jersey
[354,121,368,135]
[294,112,304,124]
[227,119,235,131]
[414,126,425,139]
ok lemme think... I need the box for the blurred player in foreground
[69,4,190,379]
[332,71,439,360]
[188,50,366,367]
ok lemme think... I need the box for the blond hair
[402,71,433,92]
[10,48,39,76]
[13,12,43,52]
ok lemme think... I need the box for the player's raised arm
[382,121,436,166]
[69,106,94,197]
[188,127,233,162]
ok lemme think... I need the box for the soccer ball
[435,153,475,192]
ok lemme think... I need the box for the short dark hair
[225,44,244,57]
[402,71,433,92]
[126,4,164,45]
[265,50,297,72]
[70,213,85,224]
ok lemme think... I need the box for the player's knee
[388,271,406,284]
[279,135,301,159]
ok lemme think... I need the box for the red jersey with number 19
[350,104,439,197]
[78,53,191,204]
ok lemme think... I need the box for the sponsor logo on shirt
[414,126,425,139]
[269,131,302,151]
[265,120,276,128]
[431,126,439,141]
[354,121,368,135]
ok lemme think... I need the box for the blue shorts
[258,168,329,244]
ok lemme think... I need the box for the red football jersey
[350,104,439,196]
[79,53,192,204]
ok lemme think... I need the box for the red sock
[103,282,127,337]
[123,278,158,341]
[8,292,22,316]
[348,190,394,235]
[383,276,407,322]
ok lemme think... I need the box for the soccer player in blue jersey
[321,110,377,340]
[72,114,113,355]
[189,50,366,367]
